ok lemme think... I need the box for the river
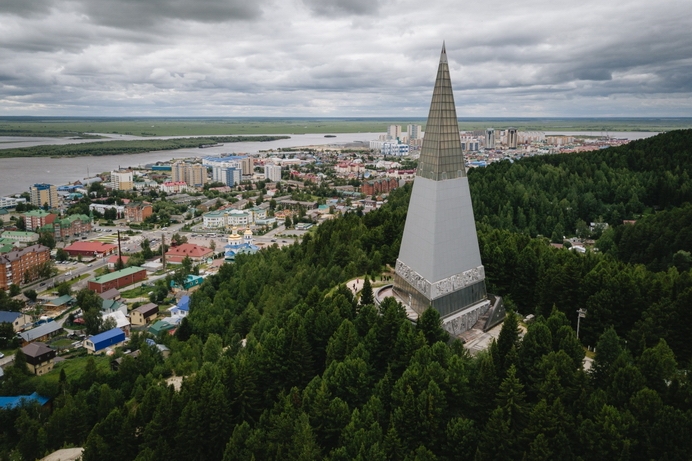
[0,133,378,196]
[0,131,660,197]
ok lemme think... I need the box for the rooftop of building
[0,244,49,263]
[88,327,125,344]
[21,342,54,358]
[65,241,117,252]
[89,266,145,284]
[24,209,52,217]
[166,243,213,257]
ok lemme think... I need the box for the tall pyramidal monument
[393,43,504,335]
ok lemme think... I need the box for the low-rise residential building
[88,266,147,293]
[85,328,126,354]
[21,342,56,375]
[101,299,127,316]
[18,321,63,346]
[0,196,26,209]
[0,244,50,290]
[89,203,126,217]
[64,241,117,258]
[1,231,39,244]
[98,288,121,301]
[107,255,130,269]
[0,311,33,332]
[39,214,91,240]
[130,303,159,326]
[171,274,204,290]
[103,310,130,336]
[160,181,189,194]
[125,202,153,223]
[169,295,190,319]
[361,178,399,196]
[165,243,213,264]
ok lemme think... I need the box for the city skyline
[1,0,691,117]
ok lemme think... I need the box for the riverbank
[0,135,290,158]
[0,132,379,196]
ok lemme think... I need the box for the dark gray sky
[1,0,691,116]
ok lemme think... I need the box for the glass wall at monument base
[393,272,487,318]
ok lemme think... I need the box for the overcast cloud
[1,0,691,116]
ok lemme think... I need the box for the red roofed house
[165,243,213,264]
[107,254,130,269]
[64,241,117,257]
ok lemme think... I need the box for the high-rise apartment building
[387,125,402,140]
[172,162,207,188]
[507,127,518,149]
[407,124,422,140]
[111,170,134,191]
[29,184,59,208]
[485,128,495,149]
[264,164,282,182]
[241,157,254,177]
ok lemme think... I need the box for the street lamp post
[576,308,587,339]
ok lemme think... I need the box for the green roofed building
[88,266,147,294]
[2,231,39,243]
[38,214,91,240]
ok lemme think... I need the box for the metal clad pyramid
[394,43,488,320]
[416,44,467,181]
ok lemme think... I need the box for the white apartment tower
[264,164,282,182]
[111,170,134,191]
[407,124,422,140]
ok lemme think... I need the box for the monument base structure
[391,43,505,336]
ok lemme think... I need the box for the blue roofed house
[169,295,190,320]
[85,328,126,354]
[0,311,33,332]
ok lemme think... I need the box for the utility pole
[117,230,123,263]
[161,232,166,271]
[576,308,587,339]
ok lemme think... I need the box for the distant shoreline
[0,116,689,140]
[0,135,291,159]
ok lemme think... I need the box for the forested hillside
[2,130,692,460]
[471,129,692,239]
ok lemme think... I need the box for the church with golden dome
[224,226,259,262]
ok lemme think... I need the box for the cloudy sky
[1,0,691,117]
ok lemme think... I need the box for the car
[39,282,46,286]
[0,352,5,359]
[88,264,93,267]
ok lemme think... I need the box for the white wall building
[89,203,126,215]
[111,171,134,191]
[382,142,410,156]
[264,164,282,182]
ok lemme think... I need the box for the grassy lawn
[120,285,153,299]
[41,354,111,384]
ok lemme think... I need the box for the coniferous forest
[3,130,692,460]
